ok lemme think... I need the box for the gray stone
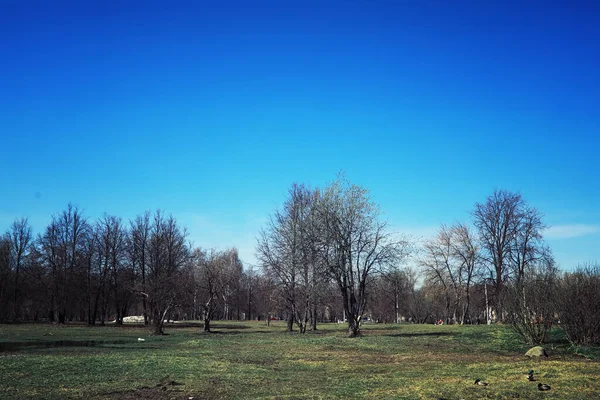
[525,346,548,357]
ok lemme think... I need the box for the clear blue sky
[1,1,598,269]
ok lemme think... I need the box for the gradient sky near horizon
[1,1,598,270]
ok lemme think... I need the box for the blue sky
[1,1,598,269]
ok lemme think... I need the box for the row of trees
[1,181,598,344]
[0,207,256,334]
[257,182,599,344]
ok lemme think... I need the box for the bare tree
[7,218,33,321]
[404,267,433,324]
[130,211,151,324]
[221,249,243,321]
[472,190,524,321]
[146,211,190,335]
[38,204,89,323]
[369,268,411,323]
[421,226,457,323]
[319,177,409,337]
[257,183,322,333]
[509,206,552,285]
[0,236,11,322]
[450,224,479,324]
[101,215,130,324]
[91,217,114,325]
[195,248,240,332]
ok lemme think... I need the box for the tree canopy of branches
[195,248,243,332]
[472,190,552,322]
[257,183,325,333]
[420,224,480,325]
[146,211,190,335]
[319,177,409,337]
[257,178,410,336]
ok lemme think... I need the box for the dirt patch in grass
[102,378,208,400]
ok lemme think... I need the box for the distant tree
[252,273,279,324]
[241,265,257,321]
[0,236,11,322]
[130,211,151,324]
[38,204,89,323]
[450,224,479,324]
[100,215,130,324]
[319,177,410,337]
[91,217,114,325]
[6,218,33,321]
[421,226,456,323]
[405,267,433,324]
[370,267,411,323]
[421,224,481,324]
[195,248,241,332]
[221,249,243,321]
[146,211,190,335]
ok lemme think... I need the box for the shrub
[505,266,558,344]
[557,263,600,345]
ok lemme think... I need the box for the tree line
[1,177,598,344]
[0,207,249,334]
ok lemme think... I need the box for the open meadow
[0,322,598,399]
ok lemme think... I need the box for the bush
[505,266,558,344]
[557,263,600,345]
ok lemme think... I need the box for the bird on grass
[538,383,551,391]
[474,379,488,386]
[526,370,535,381]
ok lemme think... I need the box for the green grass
[0,321,598,399]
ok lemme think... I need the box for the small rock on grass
[525,346,548,357]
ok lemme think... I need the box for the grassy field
[0,321,598,399]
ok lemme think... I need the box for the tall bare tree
[450,223,479,324]
[7,218,33,321]
[509,206,552,285]
[421,226,456,322]
[195,248,241,332]
[146,211,190,335]
[319,177,409,337]
[472,190,524,321]
[257,183,323,333]
[0,236,11,322]
[38,204,89,323]
[130,211,151,324]
[421,224,481,324]
[473,190,555,323]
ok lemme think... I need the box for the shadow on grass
[198,330,273,335]
[385,332,454,338]
[209,323,251,330]
[0,339,154,352]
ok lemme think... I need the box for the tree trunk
[348,317,360,337]
[204,317,211,332]
[311,304,318,331]
[154,320,164,335]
